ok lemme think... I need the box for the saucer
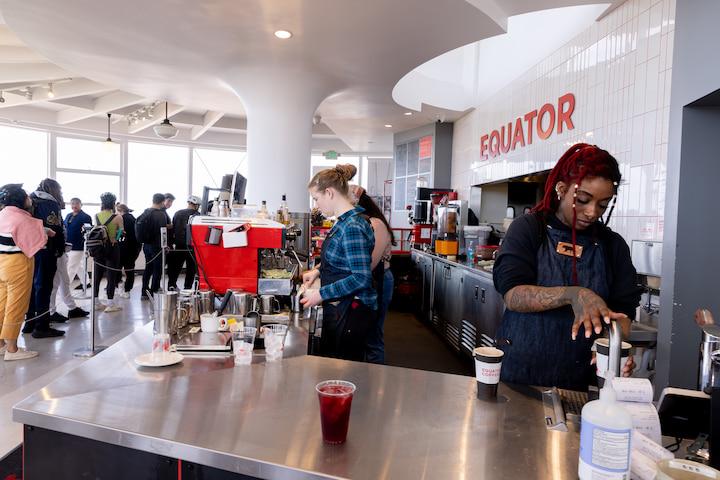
[135,352,184,368]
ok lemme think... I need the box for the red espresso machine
[190,216,286,294]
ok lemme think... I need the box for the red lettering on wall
[511,117,525,150]
[537,103,555,140]
[557,93,575,134]
[489,130,500,157]
[478,93,576,161]
[500,122,512,154]
[524,110,538,145]
[480,134,489,159]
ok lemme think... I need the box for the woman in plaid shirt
[301,165,377,361]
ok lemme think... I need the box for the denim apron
[319,226,377,361]
[496,222,609,390]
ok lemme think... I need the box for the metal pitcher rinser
[153,291,179,335]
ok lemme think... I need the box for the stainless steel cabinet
[432,262,463,351]
[410,251,504,359]
[460,272,504,357]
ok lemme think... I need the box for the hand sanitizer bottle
[578,373,633,479]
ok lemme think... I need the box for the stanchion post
[73,258,107,358]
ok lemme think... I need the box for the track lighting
[47,83,55,98]
[24,88,32,100]
[0,92,4,103]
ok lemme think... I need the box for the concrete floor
[0,274,153,461]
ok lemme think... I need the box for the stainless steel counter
[14,312,579,479]
[412,247,494,279]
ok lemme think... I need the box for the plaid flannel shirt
[319,206,377,310]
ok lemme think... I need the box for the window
[0,125,48,192]
[55,136,121,216]
[127,142,188,217]
[56,137,120,172]
[191,148,247,197]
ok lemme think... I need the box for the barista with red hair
[493,143,642,390]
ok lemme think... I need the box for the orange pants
[0,254,34,341]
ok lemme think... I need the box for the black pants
[141,244,163,294]
[120,244,141,293]
[93,245,120,300]
[166,248,196,290]
[320,300,376,361]
[26,248,58,332]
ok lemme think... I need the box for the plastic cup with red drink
[315,380,356,444]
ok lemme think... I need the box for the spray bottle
[578,372,633,479]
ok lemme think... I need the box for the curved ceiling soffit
[0,0,508,123]
[392,3,611,113]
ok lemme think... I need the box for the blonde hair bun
[335,164,357,182]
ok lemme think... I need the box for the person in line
[139,193,171,299]
[93,192,124,312]
[163,193,175,211]
[64,198,92,290]
[48,243,88,323]
[492,143,641,390]
[167,195,200,291]
[23,179,66,338]
[351,185,394,364]
[0,184,49,360]
[116,203,140,299]
[301,165,377,361]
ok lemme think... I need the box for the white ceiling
[0,0,622,152]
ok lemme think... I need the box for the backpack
[86,214,116,259]
[135,209,153,244]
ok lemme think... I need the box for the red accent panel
[419,135,433,158]
[190,225,283,294]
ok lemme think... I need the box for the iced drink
[316,380,356,444]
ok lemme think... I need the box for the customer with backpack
[23,179,66,338]
[116,203,140,298]
[93,192,123,313]
[167,195,200,291]
[137,193,170,299]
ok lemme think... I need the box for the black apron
[319,226,378,361]
[496,223,610,390]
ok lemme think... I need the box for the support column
[233,68,338,213]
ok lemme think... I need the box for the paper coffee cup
[594,338,632,385]
[474,347,504,399]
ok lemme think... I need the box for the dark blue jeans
[26,248,58,331]
[141,244,163,294]
[366,269,393,364]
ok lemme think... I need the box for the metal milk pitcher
[153,291,179,335]
[230,291,255,316]
[198,290,215,315]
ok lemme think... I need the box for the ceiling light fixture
[47,83,55,99]
[153,102,179,139]
[384,124,393,128]
[404,112,412,116]
[24,88,32,101]
[105,113,114,144]
[0,92,4,104]
[274,30,292,39]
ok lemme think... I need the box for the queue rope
[91,248,195,273]
[22,249,190,324]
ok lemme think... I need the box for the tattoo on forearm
[504,286,573,313]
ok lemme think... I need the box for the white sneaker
[94,301,106,312]
[103,305,122,313]
[5,348,39,361]
[118,292,130,299]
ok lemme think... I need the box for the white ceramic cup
[200,313,219,333]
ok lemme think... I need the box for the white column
[235,68,337,213]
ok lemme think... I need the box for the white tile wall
[451,0,675,242]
